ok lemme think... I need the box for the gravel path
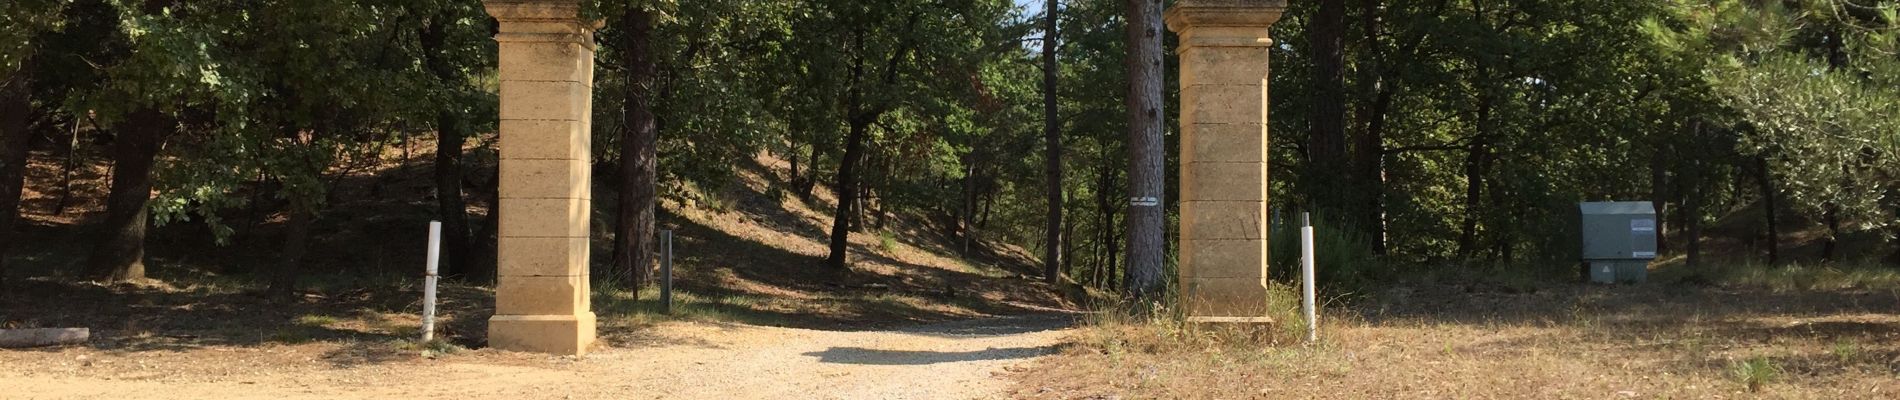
[4,314,1077,399]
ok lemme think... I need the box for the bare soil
[2,314,1076,399]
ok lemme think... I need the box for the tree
[87,107,170,282]
[1122,0,1165,301]
[418,0,495,283]
[0,67,26,290]
[811,2,927,269]
[74,0,231,282]
[611,5,659,287]
[0,0,62,289]
[1041,0,1064,284]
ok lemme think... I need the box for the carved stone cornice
[1165,0,1286,48]
[484,0,597,48]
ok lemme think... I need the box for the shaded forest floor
[1,141,1077,398]
[1012,262,1900,399]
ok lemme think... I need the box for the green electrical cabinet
[1579,202,1657,284]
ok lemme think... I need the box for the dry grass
[1013,265,1900,399]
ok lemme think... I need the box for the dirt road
[2,314,1075,400]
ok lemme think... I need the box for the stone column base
[489,313,597,355]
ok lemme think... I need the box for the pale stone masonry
[485,0,597,355]
[1166,0,1285,322]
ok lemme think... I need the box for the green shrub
[1731,356,1780,393]
[1268,211,1383,291]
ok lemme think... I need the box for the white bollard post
[423,221,441,343]
[1301,213,1317,343]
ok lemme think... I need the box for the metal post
[661,230,674,315]
[423,221,441,343]
[1300,213,1317,343]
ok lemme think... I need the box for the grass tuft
[1730,356,1781,393]
[267,327,315,344]
[294,314,343,327]
[1830,339,1861,364]
[878,231,899,253]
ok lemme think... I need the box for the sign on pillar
[1165,0,1284,323]
[485,0,598,355]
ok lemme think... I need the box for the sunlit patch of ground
[1013,265,1900,399]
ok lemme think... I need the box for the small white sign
[1632,251,1656,258]
[1631,219,1656,232]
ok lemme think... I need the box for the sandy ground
[2,314,1076,400]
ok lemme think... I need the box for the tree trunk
[800,143,822,202]
[789,141,803,192]
[1041,0,1064,284]
[53,120,80,216]
[960,162,975,254]
[1123,0,1166,302]
[421,15,472,279]
[1352,0,1399,254]
[611,7,659,287]
[1684,172,1702,268]
[826,116,871,268]
[1681,122,1703,267]
[470,166,501,284]
[1756,157,1778,264]
[0,68,34,289]
[1061,200,1078,279]
[431,114,471,277]
[1095,157,1115,290]
[269,200,314,300]
[85,107,169,282]
[1822,205,1841,263]
[1307,0,1348,216]
[1650,146,1670,253]
[1455,97,1492,259]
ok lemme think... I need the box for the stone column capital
[484,0,600,47]
[1165,0,1286,48]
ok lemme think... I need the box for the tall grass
[1079,282,1315,352]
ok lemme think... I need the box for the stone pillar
[1165,0,1284,323]
[485,0,597,355]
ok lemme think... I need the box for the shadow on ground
[801,344,1061,365]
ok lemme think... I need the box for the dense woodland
[0,0,1897,301]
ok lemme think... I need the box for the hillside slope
[1,141,1074,350]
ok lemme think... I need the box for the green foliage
[1730,355,1781,392]
[1269,212,1382,291]
[8,0,1900,290]
[1830,339,1861,364]
[877,231,898,253]
[0,0,62,75]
